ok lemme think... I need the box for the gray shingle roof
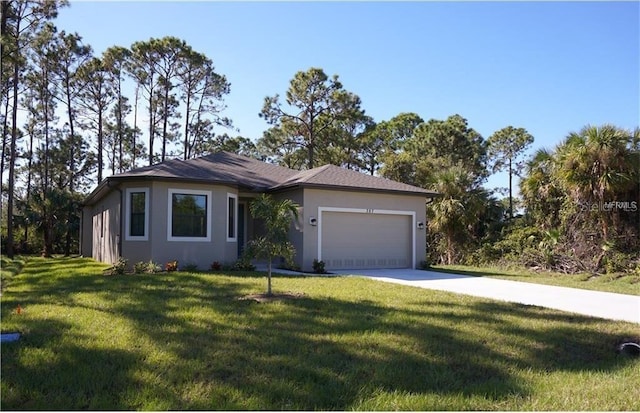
[87,151,435,204]
[111,151,298,190]
[273,164,435,195]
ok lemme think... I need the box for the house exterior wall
[89,189,121,265]
[119,182,153,266]
[85,179,428,272]
[300,188,427,271]
[143,181,239,270]
[80,206,93,257]
[271,189,305,269]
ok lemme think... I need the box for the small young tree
[243,194,298,296]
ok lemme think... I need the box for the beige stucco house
[81,152,437,272]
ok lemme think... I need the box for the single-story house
[81,151,438,272]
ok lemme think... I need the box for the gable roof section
[273,164,435,195]
[85,151,436,205]
[111,151,297,189]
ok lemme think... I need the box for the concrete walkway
[329,268,640,324]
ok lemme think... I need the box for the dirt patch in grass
[239,292,305,303]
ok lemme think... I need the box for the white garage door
[320,211,412,270]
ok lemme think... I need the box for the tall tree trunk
[308,128,315,169]
[42,70,52,258]
[97,108,103,182]
[161,85,169,162]
[116,97,122,173]
[132,85,139,169]
[1,90,10,186]
[148,88,154,165]
[183,79,191,160]
[24,127,33,249]
[446,230,454,265]
[508,157,513,219]
[6,51,19,258]
[64,76,76,256]
[267,258,272,296]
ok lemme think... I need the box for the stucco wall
[301,188,427,271]
[87,181,241,270]
[86,180,428,272]
[119,182,152,266]
[90,189,121,265]
[80,206,93,257]
[272,189,305,269]
[145,181,239,270]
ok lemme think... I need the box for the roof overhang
[83,176,264,207]
[267,182,440,198]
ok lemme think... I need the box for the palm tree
[426,165,486,265]
[244,194,299,296]
[520,148,563,229]
[555,125,637,240]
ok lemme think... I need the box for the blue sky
[55,1,639,192]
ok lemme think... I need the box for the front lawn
[1,257,639,410]
[432,264,640,296]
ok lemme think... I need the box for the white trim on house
[124,187,150,241]
[317,206,416,269]
[226,192,238,242]
[167,188,212,242]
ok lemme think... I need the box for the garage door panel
[321,212,411,270]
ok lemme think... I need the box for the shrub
[603,251,635,274]
[133,261,147,274]
[182,263,198,272]
[165,260,178,272]
[145,260,162,274]
[210,261,222,271]
[233,259,256,271]
[109,257,128,275]
[312,259,325,274]
[418,260,431,270]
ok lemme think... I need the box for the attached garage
[84,151,436,272]
[318,208,415,270]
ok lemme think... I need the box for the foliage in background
[1,1,232,257]
[258,67,368,170]
[487,126,534,219]
[517,124,639,274]
[1,1,637,278]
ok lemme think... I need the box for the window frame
[227,193,238,242]
[125,188,150,241]
[167,188,212,242]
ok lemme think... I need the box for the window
[167,189,212,242]
[227,193,237,241]
[125,188,149,241]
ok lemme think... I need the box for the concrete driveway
[332,268,640,324]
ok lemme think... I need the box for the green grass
[1,256,27,292]
[431,264,640,296]
[1,257,639,410]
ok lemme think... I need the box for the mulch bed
[239,292,305,303]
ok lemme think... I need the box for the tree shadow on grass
[1,317,142,410]
[2,265,639,410]
[468,300,640,371]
